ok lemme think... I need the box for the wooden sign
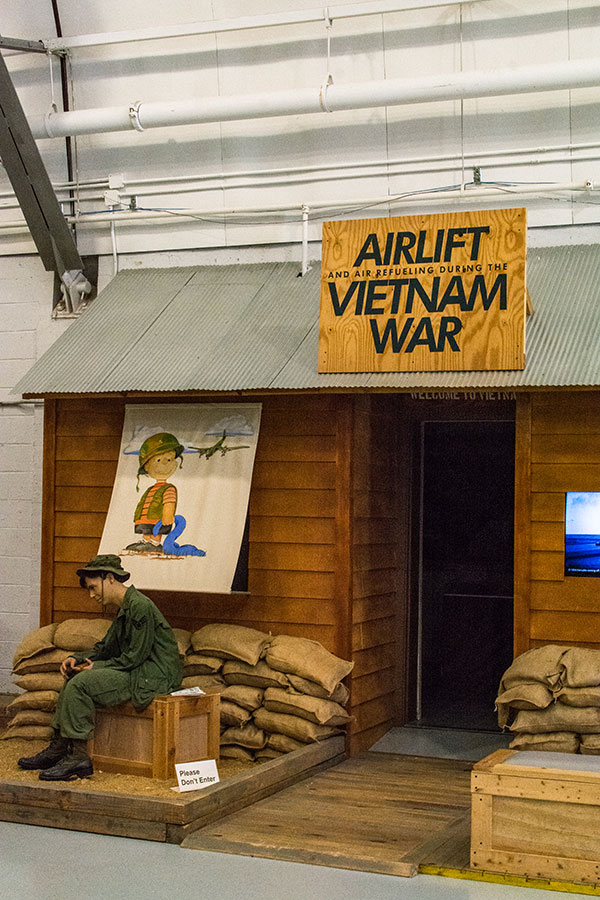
[318,208,526,373]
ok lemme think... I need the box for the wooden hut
[15,243,600,755]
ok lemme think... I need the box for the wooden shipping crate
[471,748,600,884]
[89,692,220,779]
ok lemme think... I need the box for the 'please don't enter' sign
[318,207,526,374]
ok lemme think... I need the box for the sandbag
[221,684,264,711]
[511,704,600,734]
[219,744,255,761]
[12,624,58,668]
[183,653,223,675]
[0,725,54,741]
[222,659,290,689]
[7,690,59,712]
[219,701,252,728]
[555,686,600,707]
[191,624,270,666]
[559,648,600,689]
[267,732,305,753]
[53,618,111,652]
[580,734,600,755]
[498,645,567,693]
[255,748,285,759]
[263,687,352,726]
[509,731,580,753]
[13,648,72,675]
[287,674,350,705]
[180,674,224,690]
[13,673,65,693]
[7,709,54,727]
[265,635,353,694]
[172,628,192,657]
[495,682,554,727]
[254,707,342,744]
[220,723,266,749]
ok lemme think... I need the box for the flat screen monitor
[565,491,600,577]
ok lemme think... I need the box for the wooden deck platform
[182,752,473,876]
[0,736,346,844]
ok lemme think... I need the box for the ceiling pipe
[29,57,600,141]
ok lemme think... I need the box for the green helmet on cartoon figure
[137,432,184,476]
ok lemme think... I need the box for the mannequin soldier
[18,554,183,781]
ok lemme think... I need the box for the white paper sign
[174,759,219,793]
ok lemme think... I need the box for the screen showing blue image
[565,492,600,576]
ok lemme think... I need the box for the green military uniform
[52,586,183,740]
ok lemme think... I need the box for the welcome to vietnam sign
[318,208,526,373]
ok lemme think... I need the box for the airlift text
[324,226,508,355]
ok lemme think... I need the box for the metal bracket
[56,269,92,316]
[128,100,144,132]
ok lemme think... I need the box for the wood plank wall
[520,391,600,653]
[43,395,345,659]
[349,396,405,753]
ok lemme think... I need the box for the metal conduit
[29,57,600,141]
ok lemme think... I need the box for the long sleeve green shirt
[79,585,183,710]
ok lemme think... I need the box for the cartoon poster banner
[318,207,526,373]
[98,403,262,592]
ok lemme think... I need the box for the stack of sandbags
[184,625,354,762]
[2,619,111,741]
[495,646,600,754]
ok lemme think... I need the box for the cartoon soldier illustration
[125,432,184,554]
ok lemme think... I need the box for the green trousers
[51,664,132,740]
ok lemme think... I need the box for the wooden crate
[471,748,600,884]
[89,693,220,780]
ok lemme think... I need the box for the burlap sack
[222,660,290,689]
[559,648,600,688]
[12,624,58,668]
[220,723,266,749]
[265,635,353,694]
[219,744,255,761]
[172,628,192,657]
[580,734,600,755]
[13,673,65,693]
[556,686,600,707]
[0,725,54,741]
[53,618,111,652]
[254,707,342,743]
[267,732,305,753]
[180,674,224,690]
[220,701,252,728]
[191,624,270,666]
[13,648,71,675]
[221,684,264,711]
[8,709,54,727]
[509,732,580,753]
[511,704,600,734]
[255,748,284,759]
[495,683,554,727]
[287,674,350,705]
[498,645,567,693]
[264,687,352,726]
[183,654,223,675]
[7,690,59,712]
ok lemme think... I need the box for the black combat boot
[39,738,93,781]
[18,733,70,770]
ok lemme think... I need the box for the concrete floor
[0,728,576,900]
[0,819,579,900]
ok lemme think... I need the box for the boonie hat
[76,554,130,586]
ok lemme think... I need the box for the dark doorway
[416,420,515,731]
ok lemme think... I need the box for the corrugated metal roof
[14,245,600,396]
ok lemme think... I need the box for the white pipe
[30,57,600,141]
[0,181,594,234]
[44,0,484,51]
[301,205,311,276]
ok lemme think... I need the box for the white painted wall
[0,0,599,691]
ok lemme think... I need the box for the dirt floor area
[0,738,256,799]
